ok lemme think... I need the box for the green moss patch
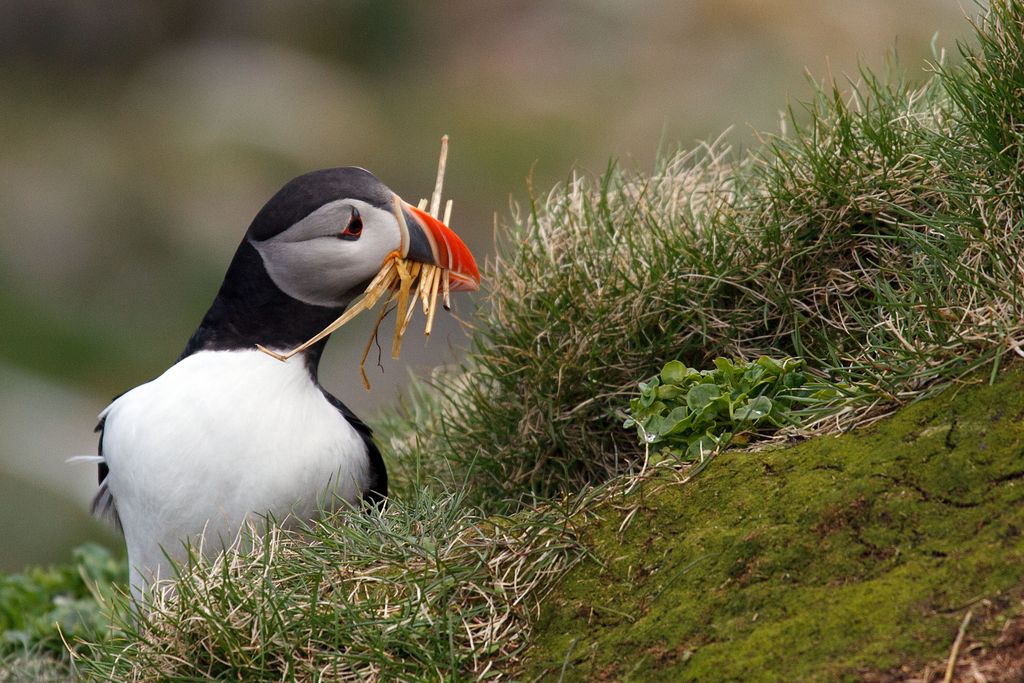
[525,365,1024,681]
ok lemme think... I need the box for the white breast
[100,349,369,597]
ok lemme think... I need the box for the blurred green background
[0,0,972,571]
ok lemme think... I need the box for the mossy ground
[525,365,1024,681]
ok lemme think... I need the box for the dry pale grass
[78,493,583,681]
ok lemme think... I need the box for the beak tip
[404,201,481,293]
[449,272,480,292]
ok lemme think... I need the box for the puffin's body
[91,168,478,600]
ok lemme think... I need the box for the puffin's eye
[339,208,363,241]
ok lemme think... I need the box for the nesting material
[257,136,457,390]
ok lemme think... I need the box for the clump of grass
[77,489,582,681]
[388,0,1024,506]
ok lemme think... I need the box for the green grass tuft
[386,0,1024,507]
[77,489,582,681]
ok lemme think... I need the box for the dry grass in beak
[257,136,459,390]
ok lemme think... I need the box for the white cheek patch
[252,200,401,308]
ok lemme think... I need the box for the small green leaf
[735,395,773,421]
[641,415,665,441]
[781,358,805,372]
[639,377,660,395]
[660,360,688,385]
[656,384,684,400]
[686,383,721,411]
[713,357,737,375]
[742,365,765,385]
[783,371,808,389]
[663,406,694,435]
[665,405,689,423]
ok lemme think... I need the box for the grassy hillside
[5,1,1024,680]
[384,0,1024,509]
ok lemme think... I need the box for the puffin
[89,167,479,600]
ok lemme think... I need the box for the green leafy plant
[0,543,125,659]
[624,357,844,459]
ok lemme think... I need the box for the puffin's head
[248,167,479,309]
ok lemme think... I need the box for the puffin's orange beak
[397,200,480,291]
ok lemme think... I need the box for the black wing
[319,388,388,507]
[91,415,122,532]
